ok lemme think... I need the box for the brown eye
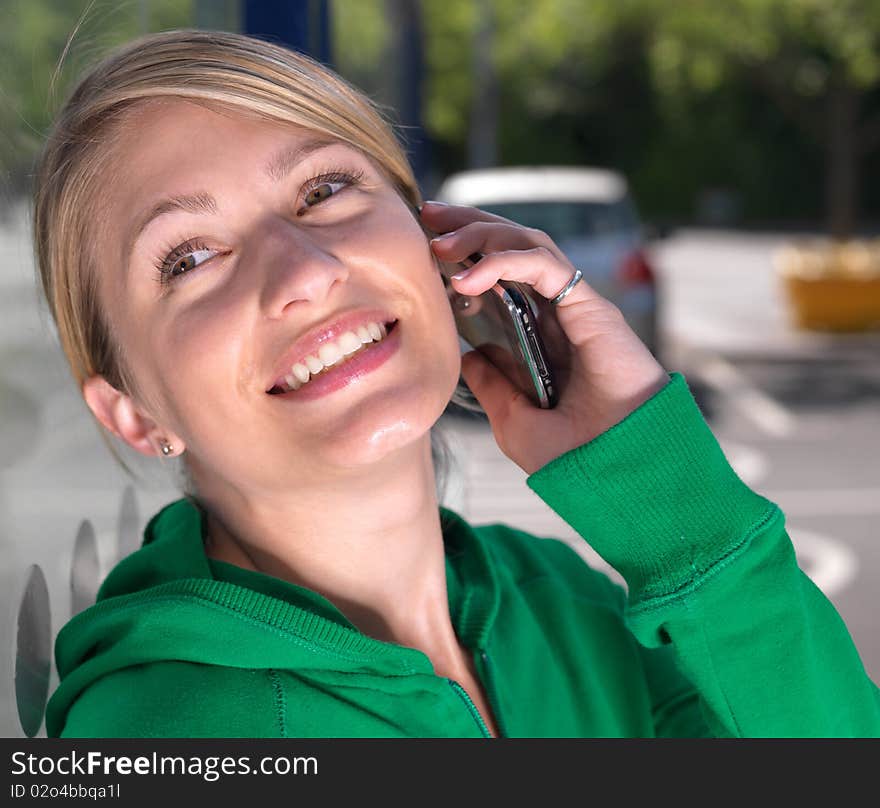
[158,245,219,284]
[304,182,337,207]
[171,254,196,276]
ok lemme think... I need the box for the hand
[421,201,669,475]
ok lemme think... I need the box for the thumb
[460,349,527,424]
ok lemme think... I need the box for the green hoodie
[46,373,880,738]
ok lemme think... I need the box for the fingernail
[451,267,473,280]
[422,200,448,208]
[430,232,456,244]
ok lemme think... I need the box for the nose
[252,216,349,319]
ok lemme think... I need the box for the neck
[192,432,468,673]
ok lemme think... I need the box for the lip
[266,308,398,392]
[270,320,401,402]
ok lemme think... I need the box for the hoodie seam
[627,504,782,616]
[60,593,424,674]
[267,669,288,738]
[199,596,421,672]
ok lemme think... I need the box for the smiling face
[87,99,461,497]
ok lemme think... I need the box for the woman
[37,30,879,738]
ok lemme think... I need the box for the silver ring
[549,268,583,306]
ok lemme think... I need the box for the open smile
[267,320,400,401]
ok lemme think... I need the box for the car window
[475,199,641,243]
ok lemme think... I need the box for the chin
[302,384,449,469]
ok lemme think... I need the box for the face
[91,99,461,496]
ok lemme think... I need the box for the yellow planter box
[775,240,880,332]
[781,275,880,331]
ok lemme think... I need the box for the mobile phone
[445,252,564,409]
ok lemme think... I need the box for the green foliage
[0,0,193,184]
[329,0,390,95]
[420,0,475,142]
[406,0,880,225]
[646,0,880,97]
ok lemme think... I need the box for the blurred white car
[434,166,661,360]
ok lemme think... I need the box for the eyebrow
[129,136,344,258]
[134,191,217,242]
[263,136,341,183]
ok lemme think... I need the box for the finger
[451,249,626,355]
[444,246,604,314]
[430,220,565,264]
[419,200,520,233]
[459,349,534,427]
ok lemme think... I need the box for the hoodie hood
[46,498,500,738]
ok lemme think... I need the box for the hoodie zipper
[476,650,507,737]
[446,650,506,739]
[447,679,492,738]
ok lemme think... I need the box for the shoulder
[57,661,281,738]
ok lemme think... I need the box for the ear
[82,375,184,458]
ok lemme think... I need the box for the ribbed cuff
[526,372,777,603]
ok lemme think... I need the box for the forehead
[108,99,350,187]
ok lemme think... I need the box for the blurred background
[1,0,879,737]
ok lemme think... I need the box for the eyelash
[152,165,367,287]
[298,166,366,214]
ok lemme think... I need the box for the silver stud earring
[159,440,173,457]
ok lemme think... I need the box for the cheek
[150,303,247,413]
[349,207,461,383]
[358,199,434,270]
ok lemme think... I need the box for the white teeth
[275,320,393,393]
[291,363,310,384]
[338,330,363,355]
[304,355,324,375]
[318,342,344,366]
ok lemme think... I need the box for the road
[1,206,878,737]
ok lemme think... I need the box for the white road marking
[788,527,859,597]
[693,353,797,438]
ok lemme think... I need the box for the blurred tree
[416,0,629,177]
[194,0,242,31]
[383,0,429,184]
[332,1,430,185]
[6,0,880,230]
[640,0,880,236]
[330,0,389,95]
[0,0,193,193]
[467,0,498,168]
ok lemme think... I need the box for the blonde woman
[37,30,879,738]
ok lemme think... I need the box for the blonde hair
[32,29,479,490]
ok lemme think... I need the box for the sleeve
[526,371,880,738]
